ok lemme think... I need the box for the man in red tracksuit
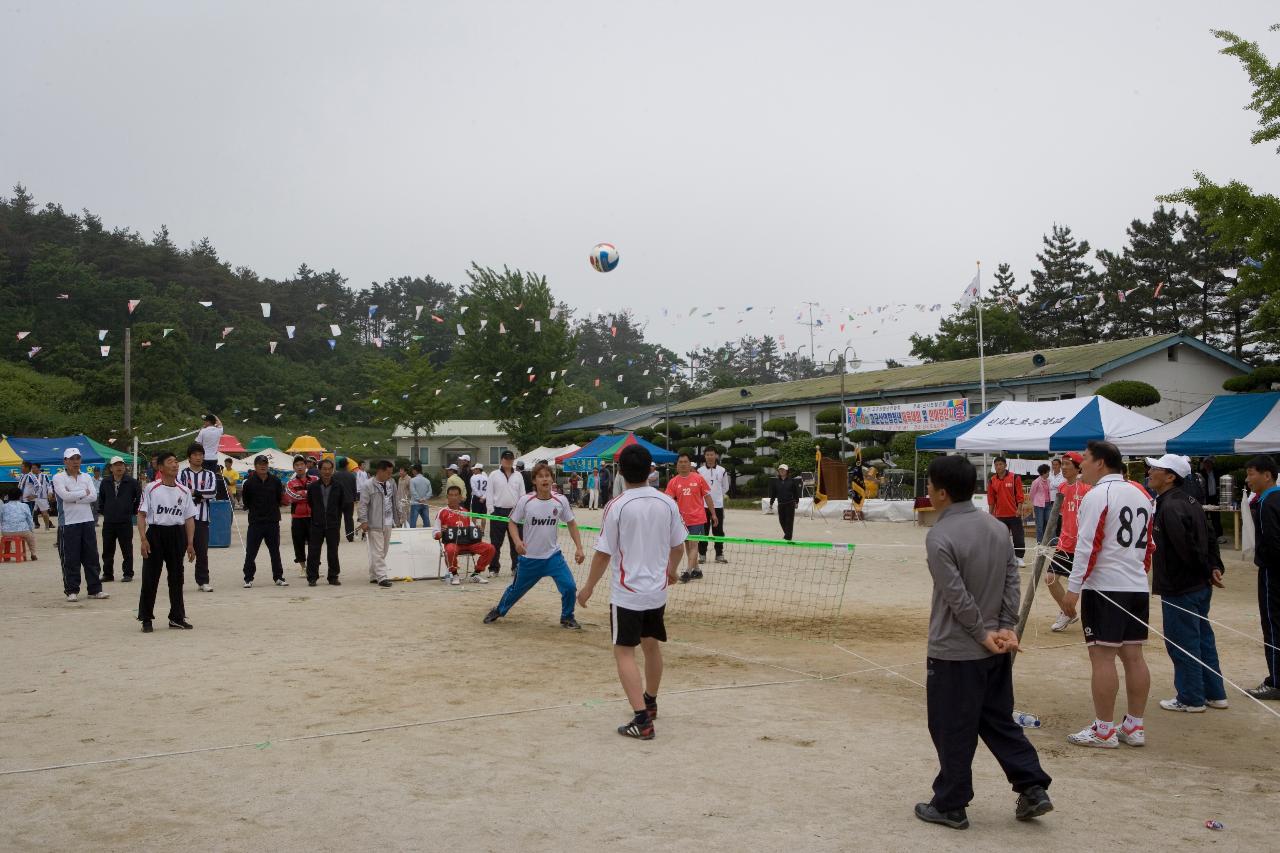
[435,485,496,585]
[988,456,1026,565]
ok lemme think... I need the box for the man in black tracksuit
[768,464,803,540]
[1245,456,1280,700]
[97,458,142,582]
[1148,456,1227,710]
[306,459,347,586]
[332,458,359,543]
[241,455,286,587]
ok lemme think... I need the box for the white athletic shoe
[1116,724,1145,747]
[1159,698,1206,713]
[1051,611,1079,632]
[275,578,289,587]
[470,572,489,584]
[89,591,110,600]
[1207,699,1229,710]
[449,574,462,586]
[1067,723,1119,749]
[199,584,214,592]
[1017,557,1026,568]
[243,581,253,589]
[66,593,78,603]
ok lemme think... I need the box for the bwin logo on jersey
[154,504,186,518]
[529,517,558,526]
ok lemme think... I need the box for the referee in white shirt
[179,443,219,592]
[696,447,729,565]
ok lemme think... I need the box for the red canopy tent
[218,433,248,455]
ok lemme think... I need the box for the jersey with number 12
[1067,473,1154,594]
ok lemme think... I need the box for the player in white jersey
[579,445,686,739]
[484,462,585,629]
[1061,441,1154,750]
[137,451,197,632]
[696,448,730,566]
[469,464,490,516]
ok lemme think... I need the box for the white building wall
[1075,345,1238,422]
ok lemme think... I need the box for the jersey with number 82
[1067,473,1154,594]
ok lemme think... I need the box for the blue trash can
[208,499,232,548]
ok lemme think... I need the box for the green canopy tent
[84,436,137,465]
[244,435,281,453]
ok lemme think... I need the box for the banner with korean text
[847,398,969,433]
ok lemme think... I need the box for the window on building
[489,446,508,466]
[735,416,757,434]
[1167,346,1179,362]
[416,447,430,465]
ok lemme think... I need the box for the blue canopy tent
[559,432,678,472]
[915,397,1161,452]
[1113,392,1280,455]
[3,434,106,466]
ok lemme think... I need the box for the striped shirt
[178,467,218,522]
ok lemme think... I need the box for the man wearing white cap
[445,463,466,497]
[52,447,106,602]
[1146,454,1228,712]
[469,463,489,517]
[97,455,142,582]
[768,463,803,540]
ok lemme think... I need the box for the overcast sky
[2,1,1277,370]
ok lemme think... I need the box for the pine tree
[1023,225,1102,346]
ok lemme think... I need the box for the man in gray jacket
[915,454,1052,831]
[358,460,403,588]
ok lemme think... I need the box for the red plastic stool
[1,534,28,563]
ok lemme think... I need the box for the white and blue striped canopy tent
[1113,393,1280,455]
[915,396,1161,452]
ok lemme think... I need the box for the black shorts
[610,603,667,647]
[1081,589,1149,647]
[1048,550,1074,577]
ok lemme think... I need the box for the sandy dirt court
[2,505,1277,851]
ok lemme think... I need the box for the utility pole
[123,325,132,438]
[684,350,699,385]
[799,301,820,359]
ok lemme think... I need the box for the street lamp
[824,347,861,458]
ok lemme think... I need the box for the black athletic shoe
[328,578,341,586]
[378,579,393,588]
[689,568,704,580]
[714,555,728,564]
[141,620,153,633]
[561,617,581,630]
[914,803,968,830]
[308,579,318,587]
[618,716,655,740]
[1015,786,1053,821]
[483,608,502,624]
[679,571,691,583]
[369,579,378,584]
[102,576,115,583]
[121,575,134,582]
[644,692,658,721]
[168,618,193,630]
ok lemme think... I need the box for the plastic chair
[1,534,29,563]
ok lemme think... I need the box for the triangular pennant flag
[16,331,30,340]
[1154,281,1166,298]
[261,302,271,317]
[198,301,212,307]
[368,305,378,319]
[610,326,617,337]
[335,404,343,411]
[415,305,424,321]
[373,336,382,348]
[623,397,628,404]
[480,319,488,330]
[498,322,507,334]
[327,339,336,350]
[456,324,466,336]
[127,299,140,314]
[163,328,173,337]
[460,306,469,314]
[617,374,623,382]
[222,327,234,339]
[57,293,69,300]
[98,329,108,341]
[534,320,542,332]
[100,345,110,357]
[140,341,152,348]
[330,324,341,336]
[431,314,444,323]
[594,378,600,387]
[215,342,224,350]
[269,341,277,353]
[316,303,327,311]
[529,374,536,382]
[286,325,296,339]
[28,346,41,358]
[550,307,561,320]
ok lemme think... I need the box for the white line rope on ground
[1159,597,1280,654]
[831,643,925,689]
[1094,590,1280,722]
[0,676,816,777]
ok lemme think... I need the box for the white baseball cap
[777,463,789,470]
[459,454,471,461]
[1145,454,1191,479]
[62,447,82,459]
[474,463,484,470]
[109,456,124,465]
[447,463,459,471]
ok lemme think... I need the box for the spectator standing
[696,448,729,565]
[445,464,467,496]
[1029,464,1053,544]
[97,456,140,581]
[196,413,224,472]
[178,443,219,593]
[1048,458,1066,493]
[52,448,104,602]
[486,450,525,577]
[358,460,402,588]
[408,464,433,528]
[469,463,490,517]
[987,456,1026,566]
[768,463,803,541]
[284,456,317,577]
[517,460,533,494]
[1146,454,1229,713]
[306,458,345,586]
[22,462,54,530]
[647,463,660,489]
[1244,456,1280,700]
[332,457,359,542]
[396,465,412,522]
[586,467,599,509]
[240,454,287,588]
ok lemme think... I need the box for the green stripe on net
[462,511,854,552]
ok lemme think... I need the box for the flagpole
[976,260,988,482]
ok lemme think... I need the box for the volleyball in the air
[590,242,619,272]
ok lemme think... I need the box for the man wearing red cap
[1046,452,1090,632]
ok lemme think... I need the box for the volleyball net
[467,513,856,640]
